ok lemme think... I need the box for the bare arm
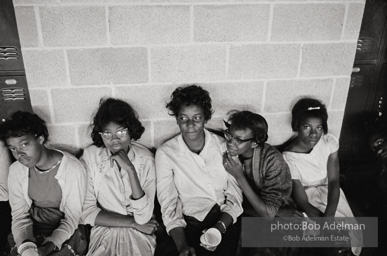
[212,212,233,233]
[110,151,144,199]
[292,179,323,217]
[95,210,137,227]
[223,153,274,218]
[169,227,196,256]
[235,174,272,217]
[95,210,158,235]
[324,151,340,217]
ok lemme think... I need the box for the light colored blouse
[80,142,156,226]
[0,140,11,201]
[156,129,243,234]
[282,134,339,186]
[8,151,87,249]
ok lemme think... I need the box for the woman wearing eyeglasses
[222,111,298,218]
[222,111,302,256]
[155,85,243,256]
[80,98,157,256]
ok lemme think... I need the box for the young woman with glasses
[222,111,300,219]
[80,98,158,256]
[222,110,304,256]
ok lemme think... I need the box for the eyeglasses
[99,128,128,140]
[224,129,254,145]
[178,115,204,123]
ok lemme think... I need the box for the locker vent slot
[1,87,27,101]
[0,46,19,60]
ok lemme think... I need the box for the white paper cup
[18,242,39,256]
[201,228,222,247]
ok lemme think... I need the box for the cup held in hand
[200,228,222,247]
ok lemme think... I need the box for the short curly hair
[166,85,213,121]
[291,97,328,133]
[228,111,268,145]
[91,98,145,147]
[0,111,49,143]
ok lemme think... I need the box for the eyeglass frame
[99,128,129,140]
[224,129,255,144]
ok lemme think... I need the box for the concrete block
[14,0,60,4]
[300,43,357,77]
[230,0,307,1]
[331,77,350,110]
[228,44,300,79]
[344,3,365,40]
[271,4,345,41]
[308,0,364,2]
[151,0,227,2]
[137,121,152,149]
[51,87,112,123]
[204,81,264,117]
[30,89,51,123]
[194,4,269,42]
[62,0,147,2]
[151,46,227,82]
[264,79,333,113]
[115,84,176,120]
[14,7,39,47]
[153,120,180,148]
[327,110,344,139]
[47,125,78,155]
[40,6,106,47]
[22,49,68,88]
[68,47,148,85]
[206,117,226,135]
[78,123,93,150]
[264,113,293,146]
[110,5,190,45]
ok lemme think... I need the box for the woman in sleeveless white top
[282,98,362,256]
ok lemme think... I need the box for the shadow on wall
[48,143,84,159]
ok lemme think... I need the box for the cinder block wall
[13,0,365,153]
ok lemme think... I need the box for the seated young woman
[367,117,387,254]
[0,111,87,256]
[155,85,243,256]
[368,117,387,192]
[80,98,157,256]
[222,110,301,218]
[282,98,362,256]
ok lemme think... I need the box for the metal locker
[0,0,32,121]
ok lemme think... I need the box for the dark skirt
[155,204,240,256]
[10,204,90,256]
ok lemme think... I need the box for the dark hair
[229,111,268,145]
[0,111,49,143]
[166,85,213,121]
[91,98,145,147]
[291,97,328,133]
